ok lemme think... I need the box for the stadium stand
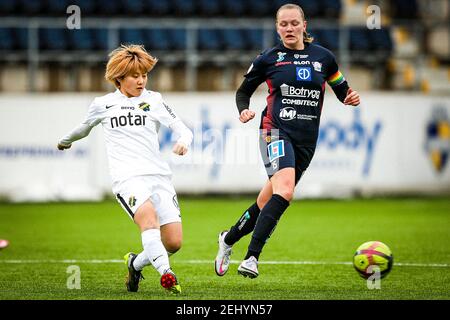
[0,0,448,93]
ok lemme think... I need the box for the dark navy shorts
[259,129,316,185]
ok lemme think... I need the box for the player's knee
[165,238,182,254]
[277,189,294,202]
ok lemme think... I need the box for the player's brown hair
[276,3,314,43]
[105,44,158,88]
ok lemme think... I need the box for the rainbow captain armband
[327,71,346,87]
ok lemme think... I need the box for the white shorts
[112,175,181,226]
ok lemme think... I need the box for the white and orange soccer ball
[353,241,393,279]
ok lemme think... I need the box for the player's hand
[57,143,71,150]
[343,88,360,106]
[172,142,188,156]
[239,109,255,123]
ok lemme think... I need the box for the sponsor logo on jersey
[275,61,292,67]
[121,106,135,110]
[105,104,115,109]
[172,194,180,211]
[139,102,150,112]
[425,106,450,173]
[128,196,136,207]
[293,60,310,65]
[163,103,177,119]
[313,61,322,72]
[276,52,286,62]
[280,84,320,99]
[296,67,312,81]
[267,140,285,162]
[110,112,147,128]
[294,54,309,59]
[279,107,297,121]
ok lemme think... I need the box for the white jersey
[59,89,193,184]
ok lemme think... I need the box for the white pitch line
[0,259,448,268]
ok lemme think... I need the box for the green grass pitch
[0,197,449,300]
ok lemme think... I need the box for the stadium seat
[119,28,143,46]
[144,28,171,51]
[97,0,122,16]
[245,29,264,51]
[171,29,187,50]
[39,28,68,50]
[20,0,44,15]
[349,27,371,52]
[198,0,222,17]
[368,28,393,53]
[121,0,146,16]
[173,0,196,17]
[221,29,245,50]
[0,28,14,50]
[71,0,97,16]
[68,28,95,50]
[319,28,340,50]
[144,0,171,16]
[297,0,321,18]
[93,29,109,50]
[390,0,418,19]
[46,0,71,16]
[223,0,247,17]
[14,28,28,50]
[321,0,342,19]
[198,29,222,51]
[247,0,272,17]
[0,0,16,15]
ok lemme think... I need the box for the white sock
[132,252,150,271]
[141,229,171,275]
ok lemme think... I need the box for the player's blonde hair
[105,44,158,88]
[276,3,314,44]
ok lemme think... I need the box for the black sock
[224,202,261,246]
[245,194,290,260]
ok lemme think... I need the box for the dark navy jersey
[245,42,347,147]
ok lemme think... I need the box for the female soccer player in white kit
[57,45,193,294]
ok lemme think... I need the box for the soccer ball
[353,241,393,279]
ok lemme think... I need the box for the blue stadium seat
[93,29,109,50]
[119,28,144,46]
[222,29,245,50]
[39,28,68,50]
[20,0,44,15]
[14,28,28,50]
[68,28,95,50]
[97,0,122,16]
[245,29,264,50]
[247,0,272,17]
[297,0,321,18]
[198,0,222,16]
[121,0,146,15]
[144,28,171,51]
[46,0,71,16]
[368,28,393,52]
[349,27,370,51]
[198,29,222,51]
[223,0,247,16]
[144,0,171,16]
[173,0,196,17]
[0,0,17,15]
[0,28,14,50]
[68,0,97,16]
[319,28,340,50]
[321,0,342,19]
[171,29,187,50]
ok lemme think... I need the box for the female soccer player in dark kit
[215,3,360,278]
